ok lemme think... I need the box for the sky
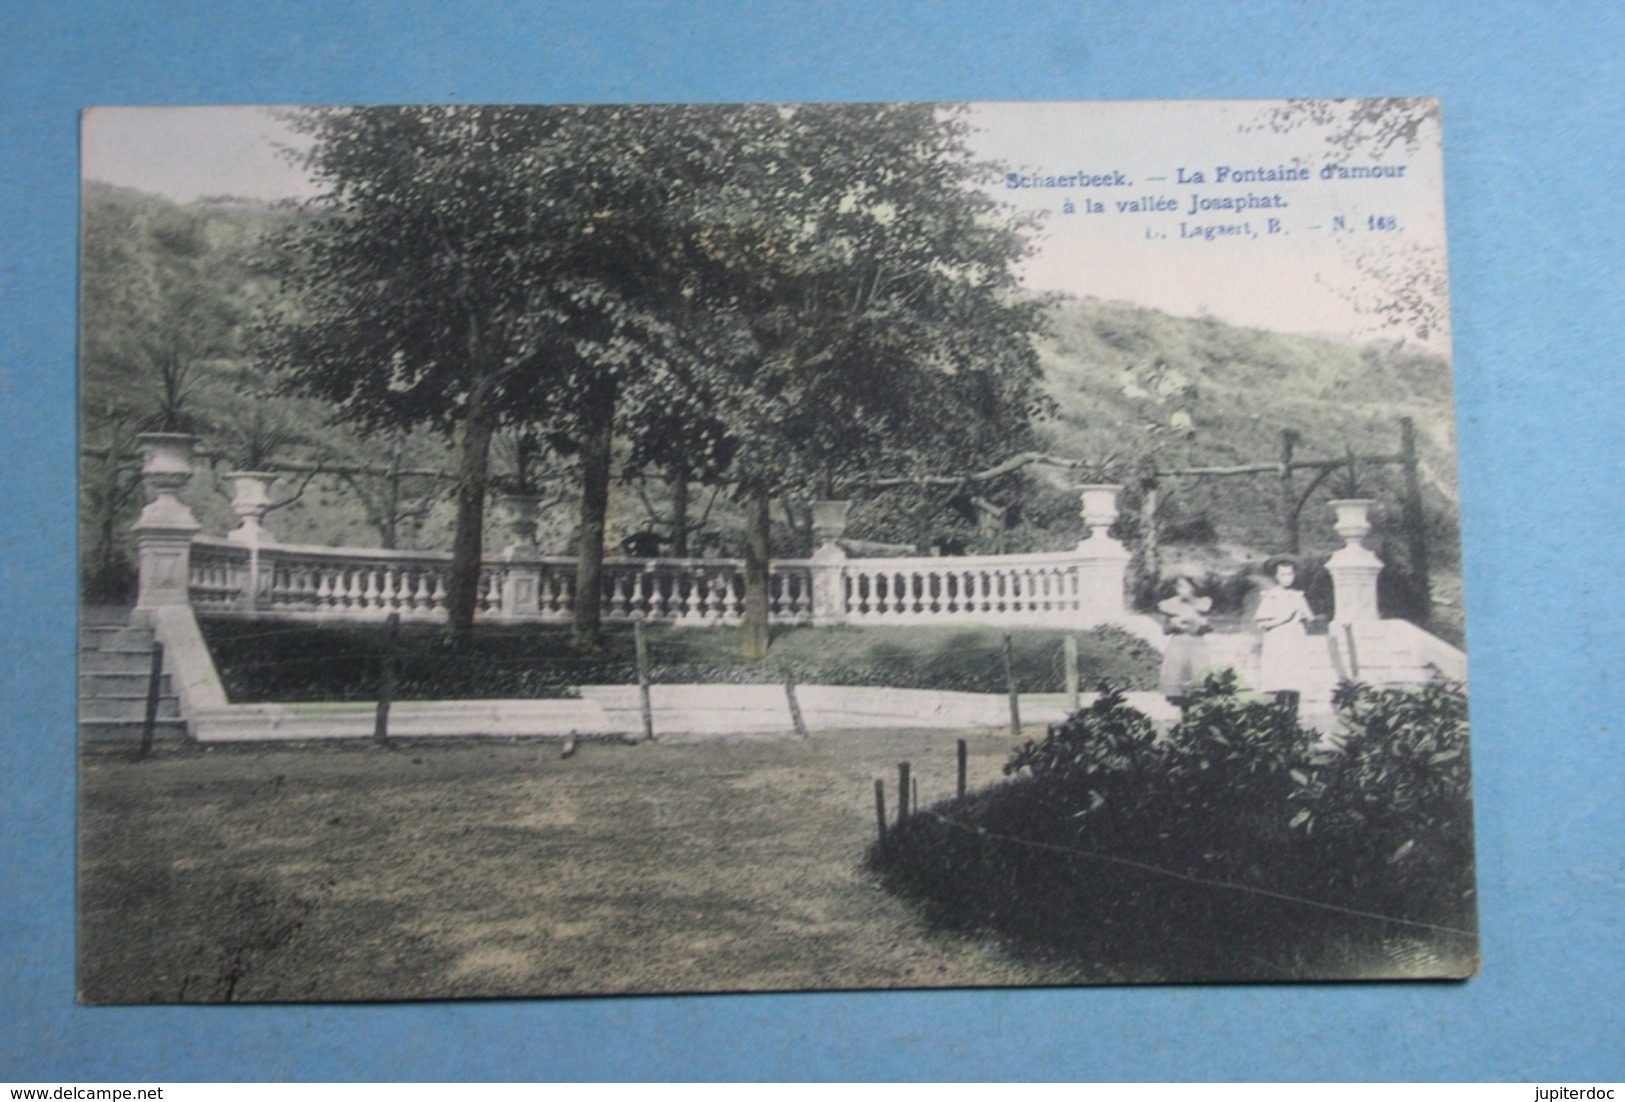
[80,100,1450,350]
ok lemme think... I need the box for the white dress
[1254,585,1314,694]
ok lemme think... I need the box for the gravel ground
[79,729,1103,1003]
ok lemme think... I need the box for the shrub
[870,672,1476,978]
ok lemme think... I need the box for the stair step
[80,719,189,743]
[79,651,166,674]
[79,672,174,697]
[80,625,156,651]
[79,696,182,722]
[78,609,188,736]
[82,605,136,628]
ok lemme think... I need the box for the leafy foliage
[870,672,1476,979]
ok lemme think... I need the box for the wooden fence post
[1002,633,1021,737]
[1063,635,1080,713]
[374,612,399,744]
[897,762,911,826]
[783,668,808,739]
[136,640,165,761]
[634,618,654,743]
[873,780,888,847]
[957,738,968,800]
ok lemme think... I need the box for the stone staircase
[80,607,187,742]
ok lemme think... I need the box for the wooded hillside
[80,181,1463,640]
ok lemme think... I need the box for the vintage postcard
[79,99,1474,1001]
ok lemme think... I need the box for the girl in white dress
[1254,557,1314,714]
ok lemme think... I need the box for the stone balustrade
[188,538,1113,629]
[131,437,1468,704]
[840,550,1089,625]
[141,439,1143,632]
[188,536,821,626]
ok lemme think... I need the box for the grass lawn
[79,730,1107,1003]
[200,619,1160,703]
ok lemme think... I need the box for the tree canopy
[259,103,1049,643]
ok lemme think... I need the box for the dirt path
[80,730,1097,1002]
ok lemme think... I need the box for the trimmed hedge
[199,619,1160,703]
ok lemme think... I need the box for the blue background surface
[2,0,1620,1082]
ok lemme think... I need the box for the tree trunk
[446,401,496,634]
[572,382,616,648]
[739,484,772,660]
[381,447,401,550]
[1279,429,1300,554]
[1140,479,1161,585]
[670,465,690,558]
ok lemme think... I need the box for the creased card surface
[79,100,1472,1001]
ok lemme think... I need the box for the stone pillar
[224,471,279,611]
[1326,498,1382,622]
[134,433,201,611]
[499,493,543,619]
[807,500,852,626]
[1074,483,1131,622]
[808,540,849,626]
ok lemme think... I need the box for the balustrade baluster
[675,570,695,623]
[697,572,716,622]
[661,569,679,620]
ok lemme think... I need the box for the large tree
[260,104,1045,647]
[261,106,726,633]
[682,104,1050,657]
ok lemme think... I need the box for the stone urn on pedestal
[224,471,279,546]
[1078,483,1123,539]
[499,492,545,560]
[224,470,280,611]
[1075,483,1131,622]
[1326,498,1382,622]
[808,500,852,626]
[810,499,853,548]
[498,492,546,618]
[134,433,201,610]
